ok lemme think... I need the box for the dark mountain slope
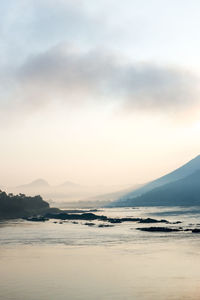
[112,155,200,206]
[117,170,200,207]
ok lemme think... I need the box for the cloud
[0,0,112,67]
[1,44,199,121]
[1,0,199,121]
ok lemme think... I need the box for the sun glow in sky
[0,0,200,187]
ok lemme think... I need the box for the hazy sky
[1,0,200,187]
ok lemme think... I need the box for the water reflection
[0,207,200,299]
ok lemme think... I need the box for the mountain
[117,171,200,207]
[7,179,134,203]
[18,178,50,189]
[111,155,200,207]
[59,181,79,188]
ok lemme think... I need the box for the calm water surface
[0,207,200,300]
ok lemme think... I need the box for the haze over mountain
[5,179,134,204]
[18,179,50,189]
[111,155,200,207]
[59,181,81,188]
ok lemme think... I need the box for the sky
[0,0,200,187]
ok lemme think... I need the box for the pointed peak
[30,179,49,186]
[17,179,50,188]
[59,181,80,187]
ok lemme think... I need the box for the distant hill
[59,181,80,188]
[111,155,200,207]
[17,178,50,189]
[7,179,135,203]
[118,171,200,207]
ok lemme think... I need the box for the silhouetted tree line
[0,190,49,219]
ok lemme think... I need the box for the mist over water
[1,207,200,300]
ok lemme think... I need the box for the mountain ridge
[17,178,50,188]
[111,155,200,207]
[117,170,200,207]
